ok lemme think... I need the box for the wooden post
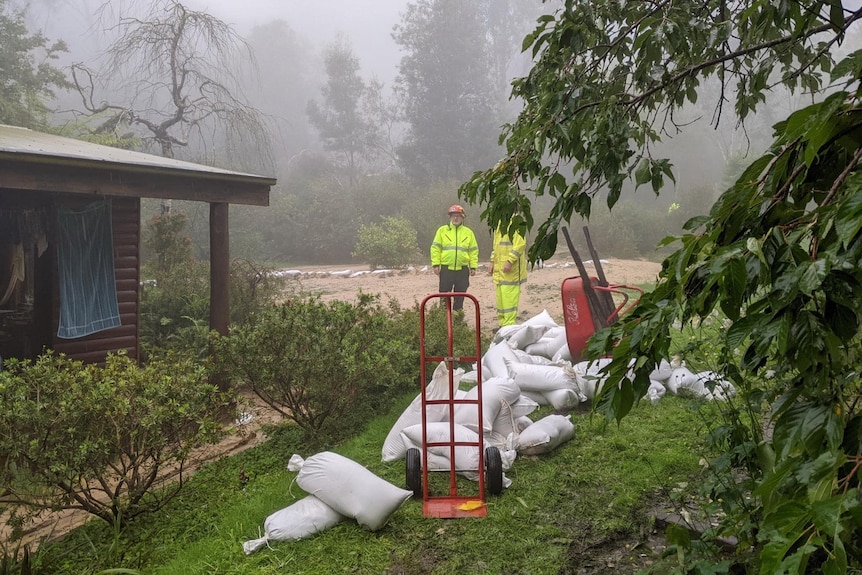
[209,202,230,395]
[209,202,230,337]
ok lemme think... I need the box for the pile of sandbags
[245,309,737,553]
[382,309,584,470]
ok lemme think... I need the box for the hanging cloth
[56,200,121,339]
[0,243,24,307]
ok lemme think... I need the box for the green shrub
[390,299,490,372]
[140,258,285,361]
[0,352,232,531]
[352,216,420,269]
[212,294,417,445]
[140,207,286,360]
[142,211,193,273]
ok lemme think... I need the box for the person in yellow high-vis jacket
[430,204,479,311]
[489,221,527,326]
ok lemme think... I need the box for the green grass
[34,394,718,575]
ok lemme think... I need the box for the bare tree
[70,0,274,182]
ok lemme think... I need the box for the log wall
[51,197,140,363]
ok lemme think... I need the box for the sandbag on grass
[242,495,343,554]
[291,451,412,531]
[516,414,575,455]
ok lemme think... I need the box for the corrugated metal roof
[0,123,276,184]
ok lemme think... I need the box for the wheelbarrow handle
[593,284,644,325]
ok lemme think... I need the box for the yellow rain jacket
[430,223,479,271]
[491,226,527,286]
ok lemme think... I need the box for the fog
[16,0,744,191]
[11,0,850,263]
[183,0,405,86]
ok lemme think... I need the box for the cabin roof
[0,124,276,206]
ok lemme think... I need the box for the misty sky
[175,0,405,85]
[22,0,409,96]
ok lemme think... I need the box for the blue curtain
[56,200,121,339]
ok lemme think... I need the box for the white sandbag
[293,451,412,531]
[503,324,551,350]
[649,359,674,382]
[440,389,468,422]
[482,341,520,379]
[669,368,735,399]
[522,309,559,328]
[505,358,577,392]
[515,415,534,432]
[484,429,516,451]
[694,371,736,400]
[511,348,553,365]
[492,394,538,440]
[453,376,521,434]
[242,495,343,554]
[520,389,550,406]
[509,394,540,418]
[401,422,482,472]
[667,366,699,395]
[516,414,575,455]
[573,358,622,400]
[524,327,568,359]
[544,387,583,410]
[382,361,458,462]
[645,379,667,405]
[573,358,613,379]
[494,324,524,342]
[551,342,573,363]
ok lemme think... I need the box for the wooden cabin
[0,124,276,364]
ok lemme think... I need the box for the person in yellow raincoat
[430,204,479,311]
[489,221,527,326]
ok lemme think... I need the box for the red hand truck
[405,292,503,519]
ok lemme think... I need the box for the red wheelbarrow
[560,226,643,361]
[405,292,504,519]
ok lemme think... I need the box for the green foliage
[0,352,231,530]
[393,0,504,183]
[142,211,192,272]
[212,292,481,446]
[460,0,850,264]
[306,36,382,186]
[0,539,31,575]
[352,216,421,269]
[31,392,713,574]
[139,259,210,360]
[140,212,285,360]
[0,0,69,129]
[588,91,862,572]
[456,0,862,571]
[211,294,418,445]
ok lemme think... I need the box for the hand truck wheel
[406,447,422,498]
[485,446,503,496]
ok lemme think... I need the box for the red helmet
[447,204,466,217]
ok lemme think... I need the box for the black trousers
[438,267,470,311]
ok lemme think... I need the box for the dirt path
[280,256,661,334]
